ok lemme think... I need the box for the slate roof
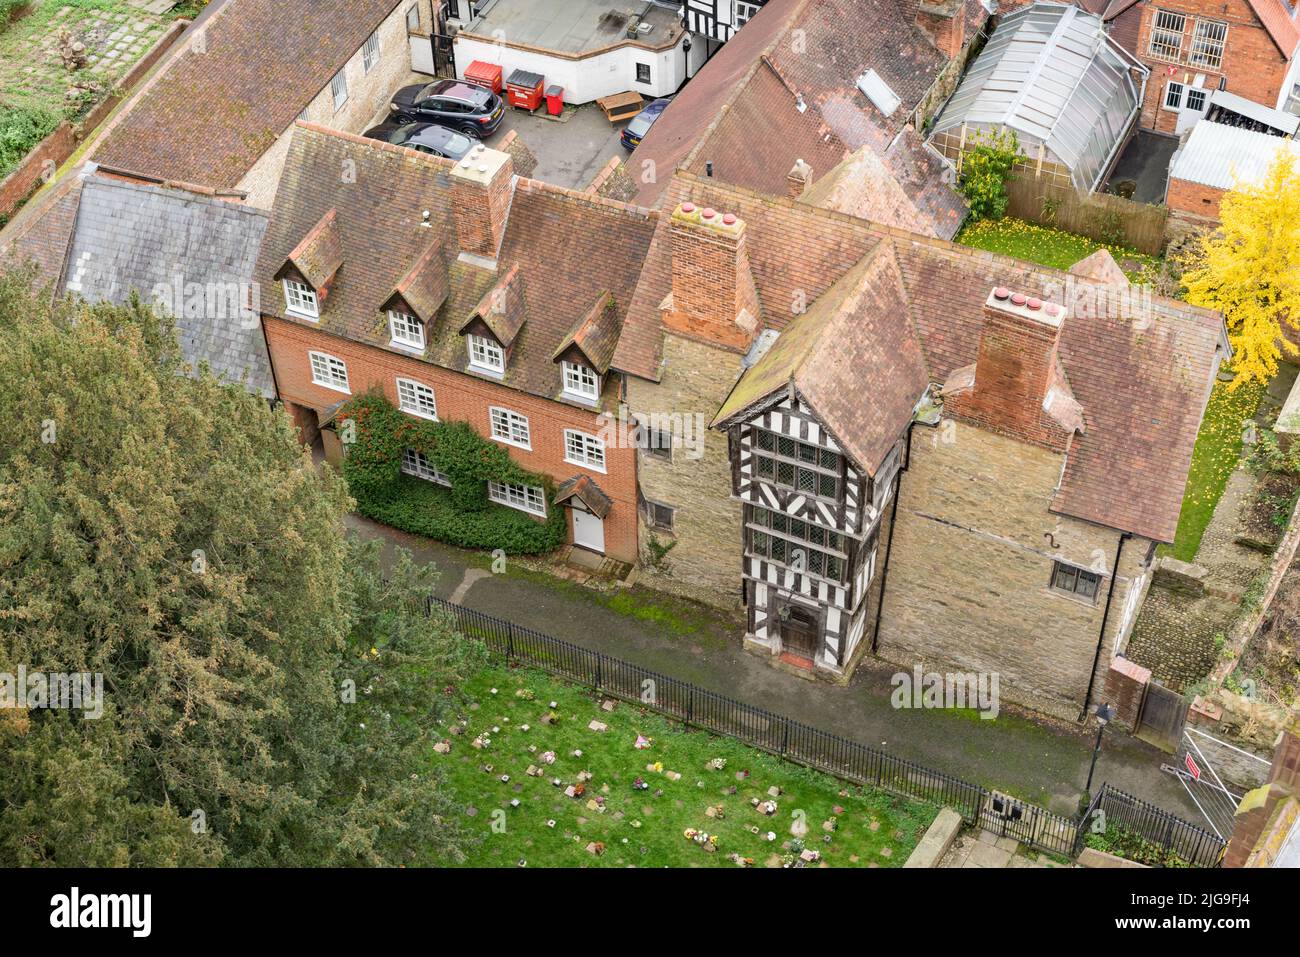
[626,171,1225,542]
[257,124,657,410]
[629,0,975,238]
[1,171,274,397]
[92,0,403,189]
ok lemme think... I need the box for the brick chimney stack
[665,202,761,350]
[945,287,1075,447]
[787,159,812,198]
[916,0,967,60]
[449,144,515,261]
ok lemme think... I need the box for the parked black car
[363,121,476,160]
[621,97,672,151]
[389,79,505,137]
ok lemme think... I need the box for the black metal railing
[428,596,1226,866]
[1075,783,1227,868]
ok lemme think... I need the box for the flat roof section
[465,0,683,55]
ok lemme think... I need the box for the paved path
[347,514,1204,822]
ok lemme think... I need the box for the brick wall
[665,204,759,351]
[264,314,639,562]
[875,420,1156,722]
[625,333,745,607]
[236,1,432,208]
[1166,174,1226,219]
[1135,0,1291,132]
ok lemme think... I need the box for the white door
[572,507,605,553]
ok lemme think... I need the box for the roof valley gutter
[1079,530,1130,722]
[870,420,913,655]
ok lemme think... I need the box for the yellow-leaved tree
[1182,146,1300,389]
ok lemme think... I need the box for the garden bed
[0,0,176,180]
[435,664,939,867]
[1083,823,1191,868]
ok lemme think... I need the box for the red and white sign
[1185,752,1201,781]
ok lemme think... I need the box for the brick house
[92,0,439,208]
[1115,0,1300,133]
[255,124,657,563]
[617,170,1230,718]
[1166,118,1300,225]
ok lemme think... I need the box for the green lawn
[0,0,177,179]
[1163,379,1266,561]
[956,217,1159,280]
[435,664,939,867]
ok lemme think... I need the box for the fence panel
[429,597,1215,864]
[1004,178,1169,255]
[1083,784,1227,867]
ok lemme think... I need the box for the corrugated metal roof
[1170,120,1300,192]
[930,2,1146,192]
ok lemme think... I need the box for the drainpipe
[870,421,914,654]
[1079,531,1130,722]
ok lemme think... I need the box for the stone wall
[236,1,431,209]
[875,419,1155,721]
[625,332,745,607]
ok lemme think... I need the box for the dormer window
[284,279,318,319]
[389,309,424,350]
[467,333,505,374]
[562,360,599,402]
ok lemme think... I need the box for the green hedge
[0,104,61,180]
[339,390,568,554]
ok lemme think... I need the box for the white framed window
[402,448,450,486]
[561,360,600,401]
[283,279,318,318]
[564,429,606,472]
[388,309,425,350]
[735,1,762,26]
[489,406,530,448]
[362,30,381,73]
[331,69,349,110]
[309,351,349,393]
[467,333,505,373]
[1164,80,1184,110]
[488,480,546,516]
[406,4,421,33]
[1285,83,1300,117]
[1189,19,1226,70]
[396,377,437,420]
[1149,9,1185,62]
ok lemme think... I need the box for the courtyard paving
[346,512,1206,823]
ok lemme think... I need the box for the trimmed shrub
[339,390,568,554]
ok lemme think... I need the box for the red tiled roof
[1247,0,1300,58]
[93,0,403,189]
[257,124,657,409]
[623,172,1225,542]
[0,172,83,289]
[631,0,972,237]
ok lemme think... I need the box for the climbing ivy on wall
[339,390,568,554]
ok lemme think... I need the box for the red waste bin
[505,69,544,111]
[545,85,564,116]
[464,60,503,95]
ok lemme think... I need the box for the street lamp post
[1084,702,1117,795]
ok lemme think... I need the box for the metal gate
[978,792,1078,857]
[408,32,456,77]
[1168,727,1269,840]
[1134,680,1187,752]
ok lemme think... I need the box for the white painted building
[447,0,704,104]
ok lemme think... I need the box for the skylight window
[856,69,900,117]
